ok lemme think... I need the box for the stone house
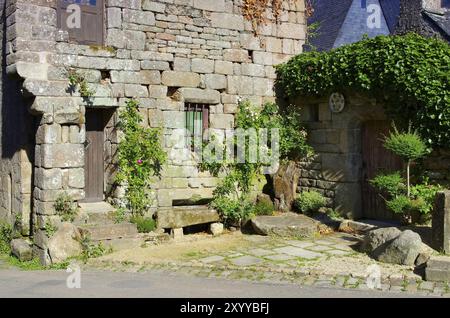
[0,0,307,261]
[295,0,450,220]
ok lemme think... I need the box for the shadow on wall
[1,1,30,160]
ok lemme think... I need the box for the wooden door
[84,110,104,202]
[361,121,403,220]
[57,0,104,45]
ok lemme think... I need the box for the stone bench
[157,205,221,239]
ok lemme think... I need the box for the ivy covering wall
[276,34,450,147]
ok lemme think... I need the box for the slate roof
[308,0,400,51]
[379,0,400,32]
[308,0,354,51]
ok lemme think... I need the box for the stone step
[75,202,117,226]
[100,237,144,251]
[157,205,220,229]
[79,223,138,241]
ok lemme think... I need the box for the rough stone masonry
[0,0,307,264]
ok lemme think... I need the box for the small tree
[383,124,428,197]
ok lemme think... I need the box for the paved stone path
[88,232,449,297]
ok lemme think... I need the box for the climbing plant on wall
[276,33,450,147]
[242,0,314,34]
[115,99,167,215]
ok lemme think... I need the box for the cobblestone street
[88,232,449,297]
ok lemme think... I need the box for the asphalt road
[0,268,424,298]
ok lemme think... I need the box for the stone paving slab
[265,254,296,261]
[248,248,275,257]
[274,246,323,259]
[230,255,264,266]
[89,231,449,297]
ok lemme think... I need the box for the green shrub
[254,200,275,216]
[130,216,156,233]
[81,241,112,262]
[386,195,413,214]
[113,207,128,224]
[276,33,450,148]
[44,220,58,238]
[295,191,327,215]
[384,125,429,196]
[211,197,255,226]
[54,193,79,222]
[370,172,406,197]
[0,222,12,254]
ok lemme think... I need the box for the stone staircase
[74,202,141,251]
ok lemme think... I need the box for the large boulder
[361,227,402,253]
[251,213,318,238]
[273,161,300,211]
[377,230,423,266]
[10,238,33,261]
[47,222,83,264]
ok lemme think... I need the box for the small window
[185,103,209,149]
[57,0,104,45]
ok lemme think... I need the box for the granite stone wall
[1,0,307,263]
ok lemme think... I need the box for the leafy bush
[386,195,413,214]
[202,101,312,227]
[211,197,255,226]
[384,125,429,196]
[54,193,79,222]
[81,241,112,262]
[130,215,156,233]
[370,172,406,197]
[0,222,12,254]
[113,207,128,224]
[116,99,167,215]
[276,34,450,147]
[295,191,327,215]
[254,200,275,216]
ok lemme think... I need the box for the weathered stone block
[161,71,200,87]
[149,85,168,98]
[432,190,450,254]
[210,114,234,129]
[191,58,214,73]
[36,124,61,144]
[162,111,185,128]
[123,8,155,25]
[41,144,84,168]
[107,7,122,28]
[68,168,85,189]
[193,0,225,12]
[124,84,149,97]
[11,239,33,261]
[35,168,62,190]
[143,0,166,13]
[205,74,227,90]
[223,49,250,63]
[426,256,450,282]
[174,88,220,104]
[210,13,244,30]
[215,60,233,75]
[157,206,220,228]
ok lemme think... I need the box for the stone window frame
[57,0,105,45]
[184,103,210,149]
